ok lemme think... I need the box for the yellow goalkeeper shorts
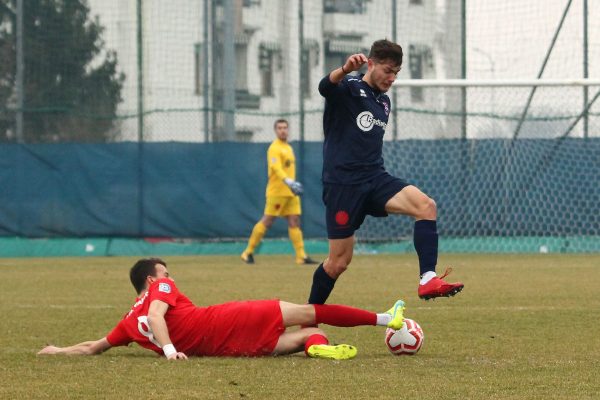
[264,196,301,217]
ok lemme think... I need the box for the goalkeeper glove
[284,178,304,195]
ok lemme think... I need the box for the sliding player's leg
[278,301,405,330]
[271,327,357,360]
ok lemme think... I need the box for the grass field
[1,253,599,399]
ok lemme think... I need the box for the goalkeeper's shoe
[296,256,319,265]
[240,252,255,264]
[306,344,357,360]
[418,268,464,300]
[385,300,406,330]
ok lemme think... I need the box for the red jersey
[106,278,285,357]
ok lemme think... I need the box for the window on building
[213,41,249,92]
[408,44,434,102]
[323,0,368,14]
[325,51,346,77]
[258,43,281,97]
[236,43,248,91]
[213,37,260,110]
[301,41,320,98]
[259,45,274,96]
[325,38,366,76]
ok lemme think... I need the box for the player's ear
[146,275,156,286]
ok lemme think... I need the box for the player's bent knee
[261,217,275,228]
[419,197,437,220]
[326,260,349,278]
[287,215,301,228]
[428,198,437,217]
[302,327,326,338]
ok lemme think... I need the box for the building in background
[86,0,462,142]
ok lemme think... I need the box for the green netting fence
[1,1,599,255]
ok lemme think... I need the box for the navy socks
[308,264,336,304]
[413,220,438,276]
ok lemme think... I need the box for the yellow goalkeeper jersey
[266,138,296,197]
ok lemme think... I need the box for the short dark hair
[273,118,288,129]
[368,39,403,67]
[129,258,167,294]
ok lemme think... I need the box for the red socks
[304,305,376,355]
[313,304,377,327]
[304,334,328,355]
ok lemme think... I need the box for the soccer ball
[384,318,424,355]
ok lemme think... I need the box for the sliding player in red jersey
[38,258,406,360]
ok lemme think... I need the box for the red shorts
[188,299,285,357]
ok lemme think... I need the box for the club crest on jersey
[356,111,387,132]
[359,88,367,97]
[383,101,390,115]
[158,282,172,294]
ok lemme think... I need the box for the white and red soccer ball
[384,318,424,355]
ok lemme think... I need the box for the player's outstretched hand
[284,178,304,195]
[343,53,368,73]
[167,351,188,360]
[38,345,60,355]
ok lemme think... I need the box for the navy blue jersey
[319,74,391,184]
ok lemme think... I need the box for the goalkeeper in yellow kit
[241,119,318,265]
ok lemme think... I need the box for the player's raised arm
[329,53,368,84]
[37,337,112,356]
[147,299,188,360]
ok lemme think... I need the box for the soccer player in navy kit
[307,39,464,306]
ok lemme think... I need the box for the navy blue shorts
[323,173,410,239]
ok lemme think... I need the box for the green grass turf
[1,254,599,399]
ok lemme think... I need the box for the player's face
[152,263,172,281]
[369,59,401,92]
[274,123,289,141]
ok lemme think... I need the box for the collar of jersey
[353,74,382,98]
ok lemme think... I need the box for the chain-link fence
[1,0,599,250]
[2,0,598,143]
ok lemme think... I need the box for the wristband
[341,65,348,74]
[162,343,177,358]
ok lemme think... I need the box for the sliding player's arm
[147,299,188,360]
[38,337,112,356]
